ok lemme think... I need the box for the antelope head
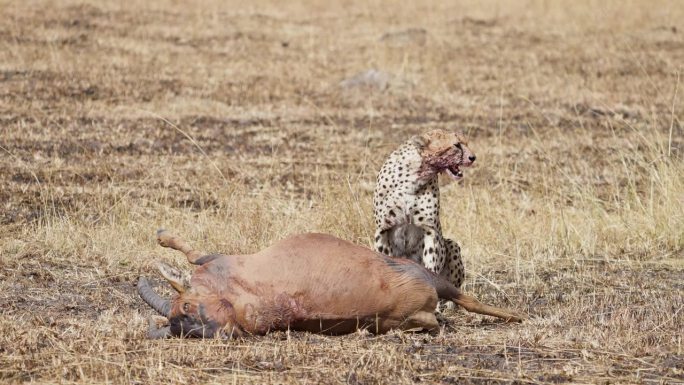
[137,263,239,339]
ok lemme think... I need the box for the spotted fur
[373,129,475,290]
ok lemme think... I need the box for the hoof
[157,229,172,247]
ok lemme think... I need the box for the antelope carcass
[137,230,522,338]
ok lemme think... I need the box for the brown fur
[139,231,522,338]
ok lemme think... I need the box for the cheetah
[373,129,476,291]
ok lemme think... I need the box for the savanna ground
[1,0,683,383]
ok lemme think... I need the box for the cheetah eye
[454,143,463,150]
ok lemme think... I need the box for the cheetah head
[414,129,476,181]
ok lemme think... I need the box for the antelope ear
[156,262,190,293]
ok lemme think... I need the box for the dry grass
[1,0,683,383]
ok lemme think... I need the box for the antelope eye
[182,303,190,313]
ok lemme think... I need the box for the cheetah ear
[412,129,440,149]
[454,131,468,145]
[411,134,428,148]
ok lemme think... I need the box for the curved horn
[137,277,171,317]
[147,318,172,339]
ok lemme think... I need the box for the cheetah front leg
[374,206,404,256]
[419,226,447,275]
[438,238,465,311]
[419,228,451,314]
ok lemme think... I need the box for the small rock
[339,69,393,91]
[380,28,428,46]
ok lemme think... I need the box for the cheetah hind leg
[374,228,394,256]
